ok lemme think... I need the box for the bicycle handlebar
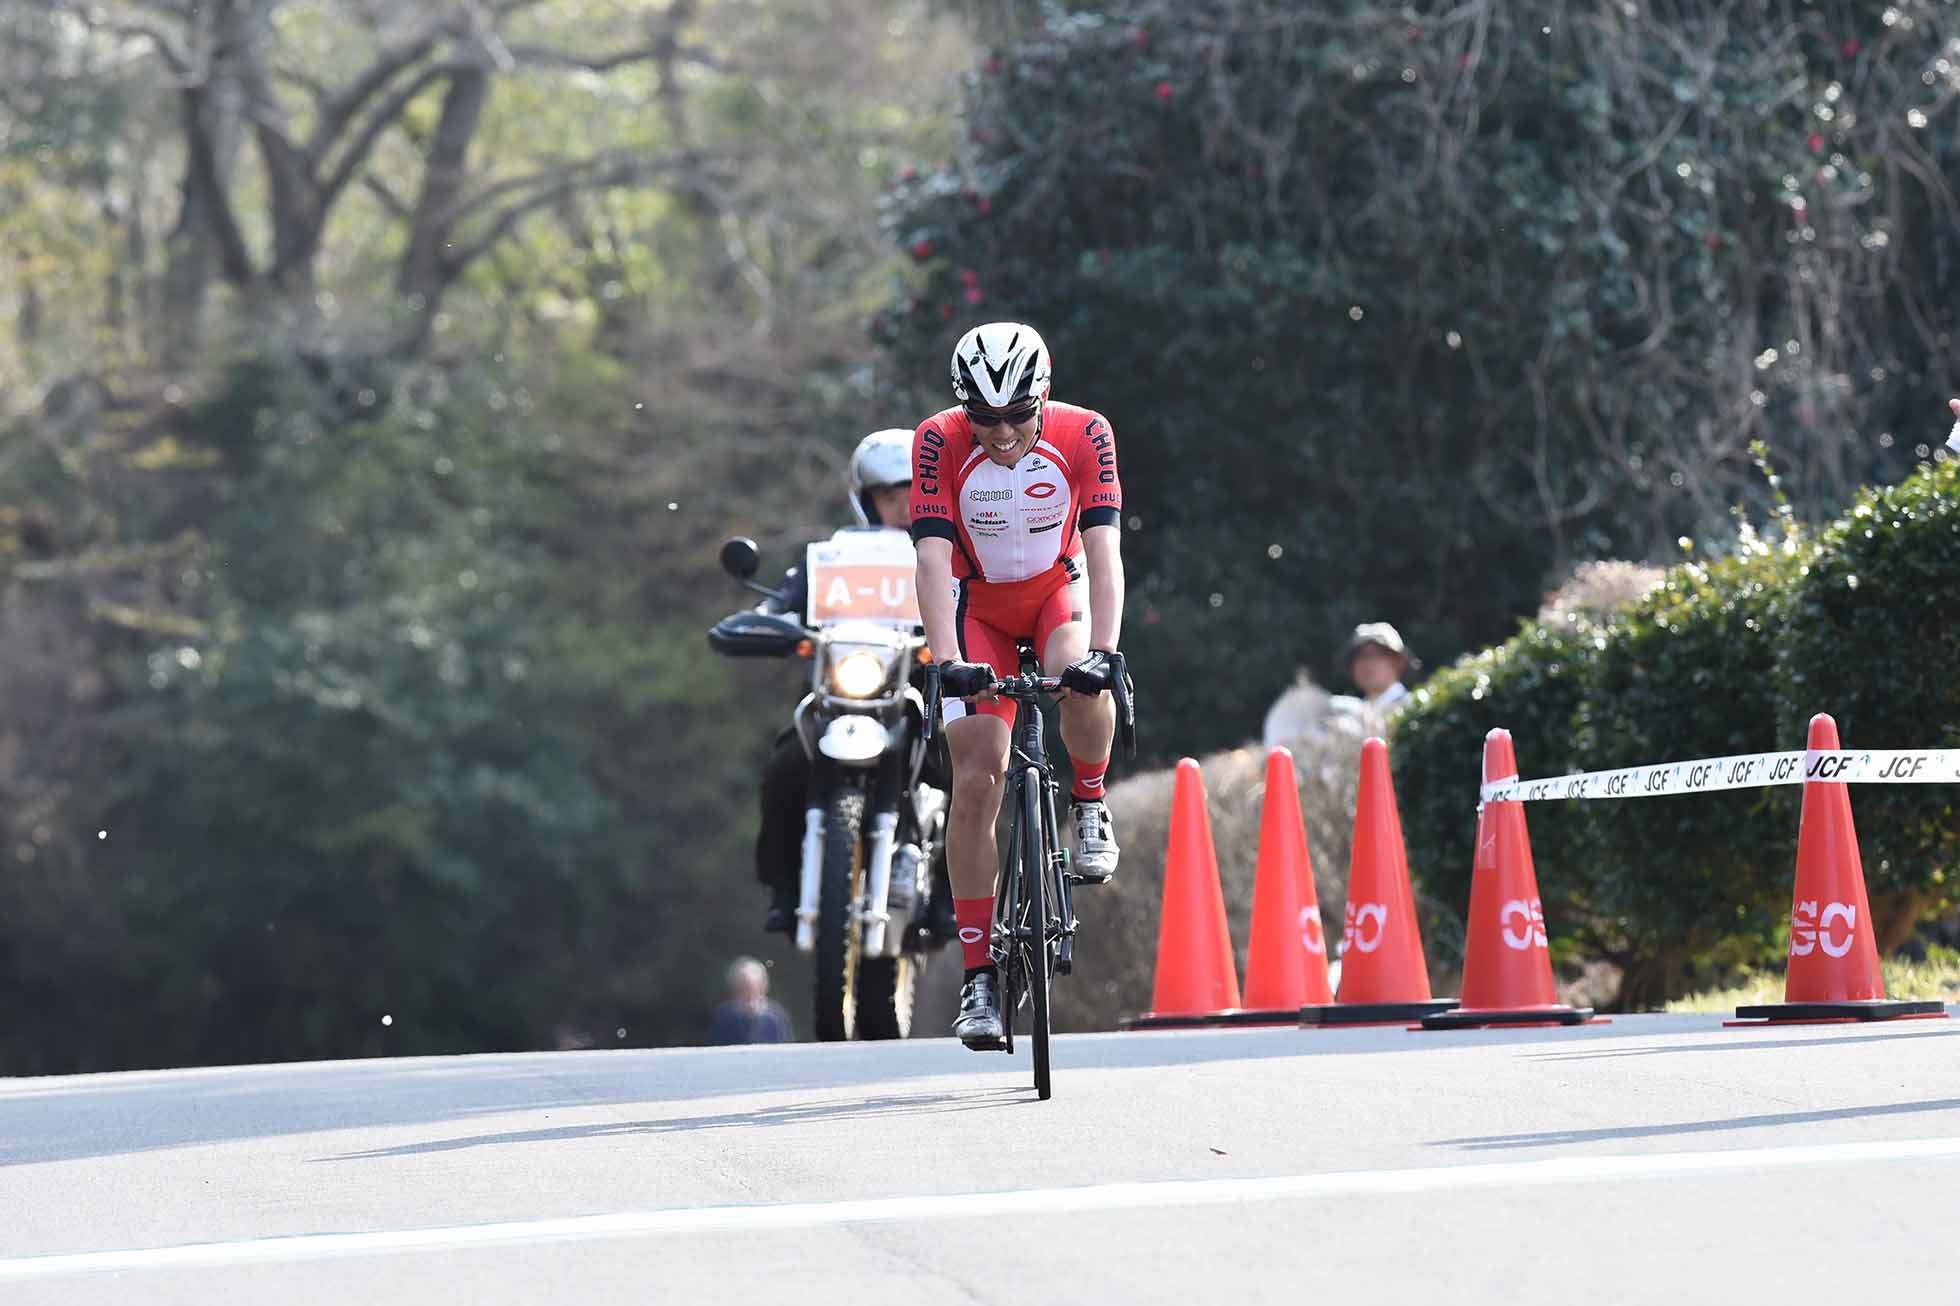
[922,655,1137,761]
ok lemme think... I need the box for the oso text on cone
[1731,714,1946,1026]
[1121,758,1243,1030]
[1419,728,1594,1030]
[1300,737,1455,1026]
[1219,748,1335,1025]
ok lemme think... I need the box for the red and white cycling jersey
[907,401,1122,584]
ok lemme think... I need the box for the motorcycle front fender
[817,715,890,766]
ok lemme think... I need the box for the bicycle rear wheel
[1019,766,1052,1100]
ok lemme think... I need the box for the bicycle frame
[995,649,1076,987]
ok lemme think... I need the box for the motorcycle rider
[747,429,955,941]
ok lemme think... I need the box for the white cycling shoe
[1068,799,1119,885]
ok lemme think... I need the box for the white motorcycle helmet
[847,428,915,528]
[949,322,1053,408]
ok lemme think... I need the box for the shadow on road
[1435,1098,1960,1150]
[312,1086,1034,1162]
[0,1028,1341,1167]
[21,1014,1922,1169]
[1519,1025,1960,1062]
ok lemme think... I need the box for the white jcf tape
[1479,748,1960,805]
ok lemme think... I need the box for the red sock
[1070,755,1109,803]
[954,897,995,971]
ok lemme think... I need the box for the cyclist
[748,429,953,942]
[909,322,1127,1048]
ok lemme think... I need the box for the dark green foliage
[877,0,1960,766]
[1771,460,1960,923]
[1391,616,1600,926]
[80,358,653,1069]
[1570,539,1809,1003]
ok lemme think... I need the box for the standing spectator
[1261,621,1418,751]
[707,956,793,1045]
[1342,622,1415,713]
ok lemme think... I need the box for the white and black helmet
[949,322,1053,409]
[847,427,914,527]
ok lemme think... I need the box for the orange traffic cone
[1731,714,1945,1025]
[1419,728,1593,1029]
[1222,748,1336,1024]
[1122,758,1244,1030]
[1301,737,1456,1025]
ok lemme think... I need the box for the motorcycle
[709,527,948,1040]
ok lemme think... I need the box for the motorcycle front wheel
[856,953,918,1039]
[813,785,864,1041]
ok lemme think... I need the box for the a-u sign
[822,573,911,612]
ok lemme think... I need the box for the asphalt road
[5,1011,1960,1304]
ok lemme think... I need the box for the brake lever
[1108,652,1137,761]
[922,664,941,743]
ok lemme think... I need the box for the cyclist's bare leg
[1044,621,1114,764]
[945,714,1011,900]
[1045,620,1119,882]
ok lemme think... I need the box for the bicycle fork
[1019,764,1077,977]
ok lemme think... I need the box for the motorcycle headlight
[829,647,897,699]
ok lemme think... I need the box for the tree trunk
[161,81,246,364]
[397,65,491,353]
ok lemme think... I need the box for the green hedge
[1568,539,1808,1003]
[1393,459,1960,1005]
[1772,461,1960,938]
[1392,617,1601,933]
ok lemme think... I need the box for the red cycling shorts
[942,564,1089,726]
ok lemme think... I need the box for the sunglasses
[964,399,1041,428]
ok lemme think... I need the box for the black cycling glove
[1061,649,1117,695]
[937,659,996,698]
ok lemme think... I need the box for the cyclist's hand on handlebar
[1061,649,1117,695]
[937,659,996,699]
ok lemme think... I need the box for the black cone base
[1300,999,1460,1026]
[1418,1004,1594,1030]
[1731,999,1946,1023]
[1211,1007,1315,1027]
[1119,1011,1237,1031]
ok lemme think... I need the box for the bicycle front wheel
[1019,766,1052,1100]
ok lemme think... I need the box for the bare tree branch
[504,40,729,74]
[303,24,442,161]
[316,63,461,212]
[443,154,699,273]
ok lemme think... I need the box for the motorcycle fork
[858,753,906,956]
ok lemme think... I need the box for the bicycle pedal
[960,1035,1006,1053]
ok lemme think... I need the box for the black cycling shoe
[953,970,1005,1050]
[762,886,797,934]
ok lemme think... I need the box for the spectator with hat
[1262,620,1418,751]
[1342,622,1415,714]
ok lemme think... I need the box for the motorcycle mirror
[720,536,761,580]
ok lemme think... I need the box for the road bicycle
[927,644,1134,1099]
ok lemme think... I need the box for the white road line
[7,1135,1960,1280]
